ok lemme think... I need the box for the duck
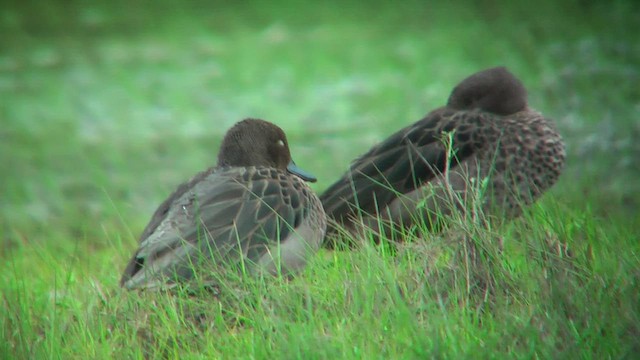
[120,118,326,289]
[320,66,566,248]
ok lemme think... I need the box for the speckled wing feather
[120,167,309,289]
[136,168,215,242]
[320,108,481,226]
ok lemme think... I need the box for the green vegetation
[2,0,638,358]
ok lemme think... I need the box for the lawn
[2,0,639,358]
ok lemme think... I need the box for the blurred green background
[2,1,639,357]
[2,0,638,259]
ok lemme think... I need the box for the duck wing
[320,108,482,227]
[120,167,309,289]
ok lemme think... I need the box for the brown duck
[320,67,566,247]
[120,119,326,289]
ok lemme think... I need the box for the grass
[2,0,640,358]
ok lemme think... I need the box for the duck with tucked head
[120,119,326,290]
[320,67,566,247]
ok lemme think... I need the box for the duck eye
[276,139,285,147]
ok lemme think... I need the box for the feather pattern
[320,67,565,246]
[121,119,326,289]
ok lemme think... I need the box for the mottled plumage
[120,119,326,289]
[320,67,565,247]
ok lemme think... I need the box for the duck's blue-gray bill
[287,161,317,182]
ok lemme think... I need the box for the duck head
[447,66,528,116]
[217,118,317,182]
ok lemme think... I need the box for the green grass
[2,0,639,358]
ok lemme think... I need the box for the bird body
[121,119,326,290]
[320,67,565,246]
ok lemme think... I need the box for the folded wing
[120,167,306,289]
[320,109,481,227]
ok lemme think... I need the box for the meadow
[2,0,639,358]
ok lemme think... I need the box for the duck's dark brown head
[447,66,528,116]
[217,118,317,182]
